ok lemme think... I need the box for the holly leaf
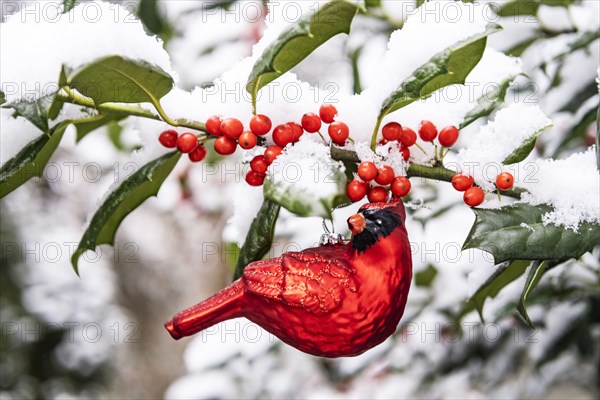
[379,23,502,118]
[73,113,126,142]
[68,55,174,105]
[468,260,531,321]
[0,124,67,198]
[459,75,518,129]
[233,200,281,280]
[71,152,181,274]
[3,95,53,132]
[63,0,77,13]
[553,108,596,158]
[48,65,70,120]
[517,261,548,327]
[246,0,360,108]
[503,123,552,164]
[463,204,600,264]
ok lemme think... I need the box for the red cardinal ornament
[165,198,412,357]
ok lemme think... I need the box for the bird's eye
[376,219,382,225]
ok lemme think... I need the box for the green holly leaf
[517,260,548,327]
[553,107,596,158]
[3,95,53,132]
[233,200,281,280]
[71,151,181,274]
[246,0,360,109]
[379,23,502,118]
[415,264,438,288]
[0,124,67,198]
[502,123,552,164]
[63,0,77,13]
[68,55,174,105]
[463,204,600,264]
[468,260,531,321]
[72,113,126,142]
[506,37,539,57]
[460,75,518,129]
[48,65,70,120]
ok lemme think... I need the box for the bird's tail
[164,279,245,340]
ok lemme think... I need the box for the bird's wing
[243,252,358,315]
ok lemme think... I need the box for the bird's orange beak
[347,213,365,236]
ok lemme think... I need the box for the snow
[456,103,553,191]
[520,147,600,230]
[0,108,44,162]
[337,1,494,144]
[266,135,345,217]
[0,1,175,102]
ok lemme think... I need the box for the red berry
[346,179,368,202]
[464,187,485,207]
[391,176,411,197]
[319,103,337,124]
[496,172,514,190]
[400,146,410,161]
[221,118,244,139]
[328,121,349,145]
[177,133,198,153]
[214,136,237,155]
[246,170,266,187]
[400,127,417,147]
[205,115,223,136]
[368,187,388,203]
[382,122,402,141]
[159,130,178,148]
[273,124,295,147]
[250,155,269,176]
[451,174,474,192]
[357,162,377,182]
[374,165,395,185]
[188,145,207,162]
[249,114,272,136]
[301,113,322,133]
[419,120,437,142]
[238,131,258,150]
[264,146,283,164]
[288,122,304,142]
[438,126,459,148]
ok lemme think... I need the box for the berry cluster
[347,161,411,203]
[377,120,460,162]
[159,130,208,162]
[451,171,514,207]
[157,103,354,188]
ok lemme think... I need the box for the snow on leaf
[246,0,360,109]
[519,147,600,229]
[459,74,519,130]
[264,136,347,219]
[379,23,502,118]
[456,103,552,191]
[462,204,600,264]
